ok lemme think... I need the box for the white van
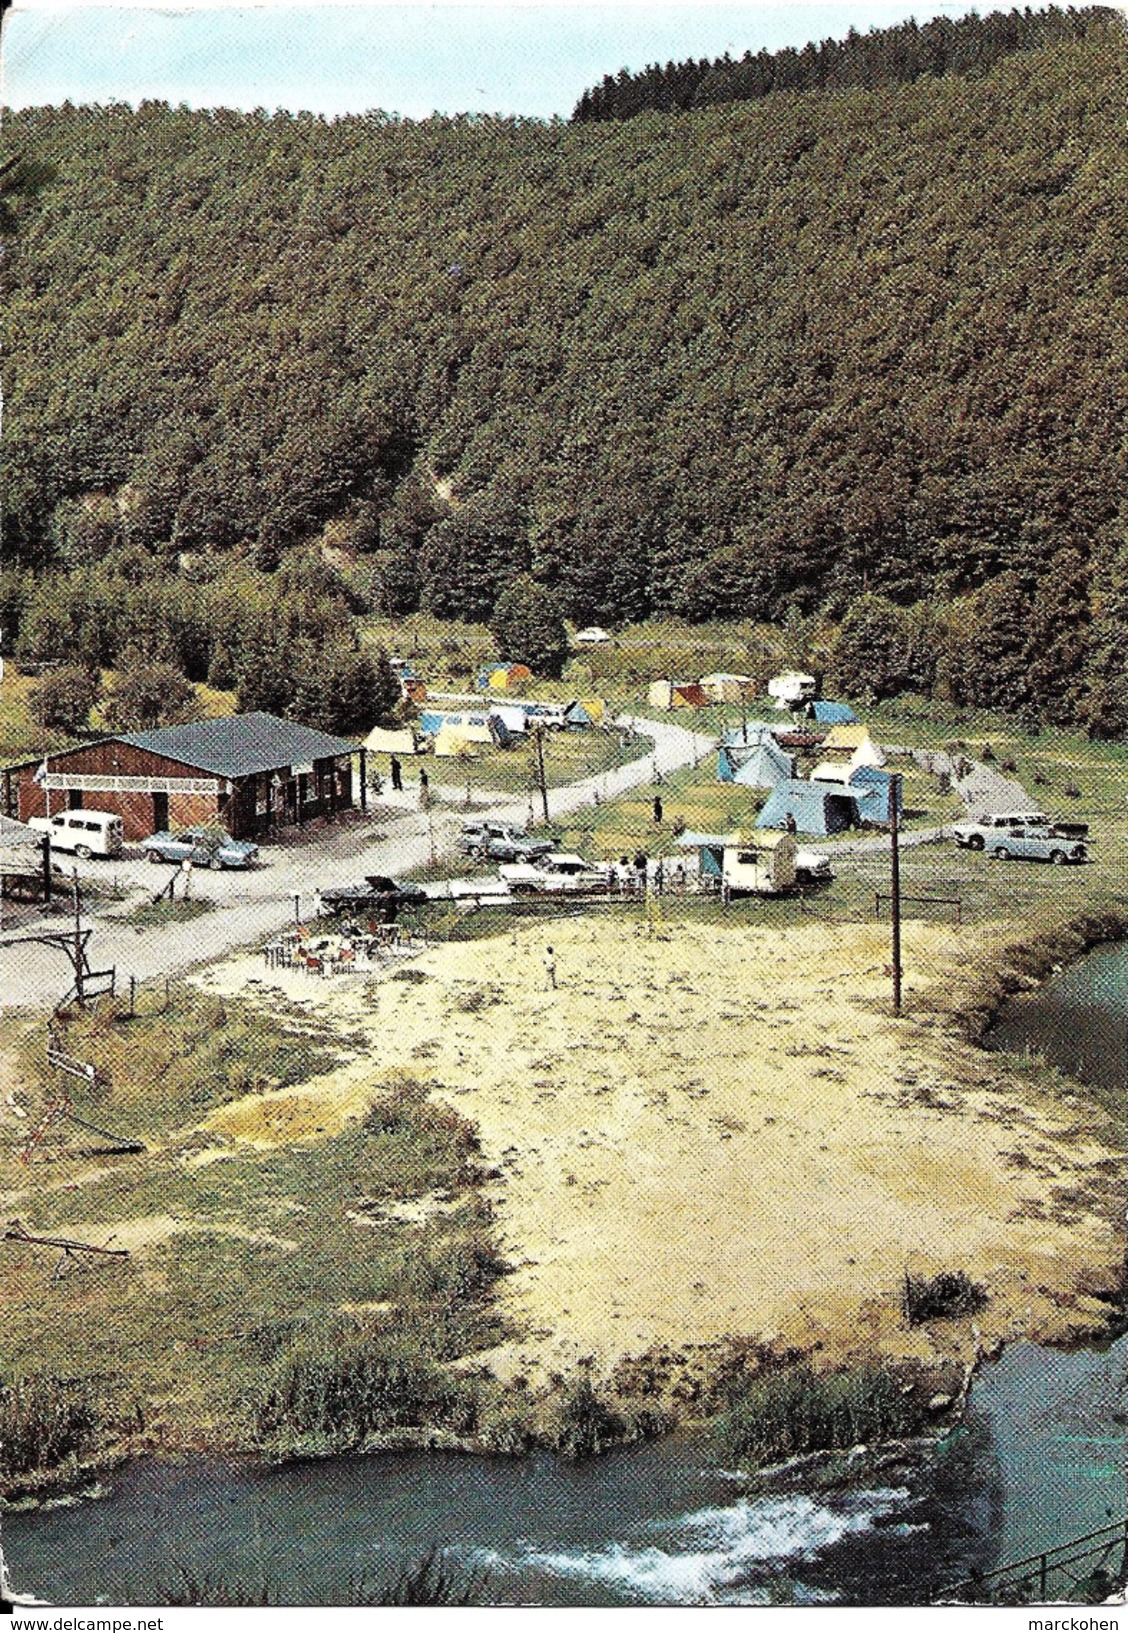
[29,809,124,859]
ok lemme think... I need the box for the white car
[794,848,833,883]
[497,852,609,894]
[28,809,123,859]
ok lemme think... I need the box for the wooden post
[359,748,368,812]
[129,975,136,1018]
[890,772,903,1015]
[41,832,52,902]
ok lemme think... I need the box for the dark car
[319,874,428,921]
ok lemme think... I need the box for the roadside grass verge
[117,896,216,929]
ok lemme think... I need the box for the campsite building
[3,712,360,842]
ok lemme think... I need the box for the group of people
[604,853,686,896]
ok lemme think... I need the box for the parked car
[981,824,1088,865]
[953,811,1089,863]
[952,811,1052,849]
[459,821,553,863]
[794,848,834,884]
[498,852,609,894]
[142,829,259,869]
[319,874,428,920]
[29,809,123,860]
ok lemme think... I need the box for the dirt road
[0,717,711,1011]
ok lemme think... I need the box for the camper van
[767,671,817,709]
[29,808,124,860]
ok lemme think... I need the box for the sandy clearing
[201,915,1122,1380]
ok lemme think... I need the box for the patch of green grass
[0,1373,100,1479]
[117,896,216,929]
[716,1363,926,1468]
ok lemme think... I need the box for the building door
[68,790,84,809]
[152,792,169,833]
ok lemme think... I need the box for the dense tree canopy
[572,5,1114,120]
[1,14,1126,726]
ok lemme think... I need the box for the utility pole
[889,772,903,1015]
[533,726,549,824]
[71,868,84,1008]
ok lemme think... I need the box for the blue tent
[756,779,855,837]
[720,738,793,788]
[850,765,902,824]
[722,722,779,748]
[811,701,858,726]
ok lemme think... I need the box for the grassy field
[0,985,510,1474]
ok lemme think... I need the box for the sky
[1,0,991,120]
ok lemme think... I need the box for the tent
[850,734,887,769]
[755,779,855,837]
[719,738,792,787]
[488,705,528,748]
[700,672,756,704]
[566,696,606,727]
[721,722,780,748]
[672,682,710,709]
[418,710,493,744]
[433,726,478,758]
[822,722,877,755]
[401,677,427,704]
[811,700,858,726]
[648,680,675,710]
[676,830,735,879]
[850,765,901,823]
[363,726,421,757]
[487,663,532,691]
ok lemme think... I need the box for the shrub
[0,1373,99,1477]
[29,664,102,734]
[548,1374,625,1460]
[902,1270,987,1326]
[716,1364,923,1467]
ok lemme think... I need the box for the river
[4,947,1125,1607]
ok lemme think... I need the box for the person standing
[653,794,664,825]
[390,755,403,792]
[419,767,430,808]
[543,944,558,990]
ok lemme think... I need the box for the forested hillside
[2,17,1127,726]
[572,4,1114,121]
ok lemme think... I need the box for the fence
[943,1517,1128,1604]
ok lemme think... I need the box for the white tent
[850,734,887,769]
[363,726,421,756]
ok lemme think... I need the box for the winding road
[0,717,713,1013]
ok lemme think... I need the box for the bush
[489,575,568,679]
[548,1374,625,1460]
[902,1270,987,1326]
[716,1364,923,1467]
[0,1373,99,1477]
[103,660,200,730]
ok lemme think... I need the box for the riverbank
[2,902,1123,1502]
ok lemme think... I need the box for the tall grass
[0,1373,99,1477]
[256,1326,479,1449]
[716,1364,924,1468]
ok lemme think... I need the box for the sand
[197,915,1122,1380]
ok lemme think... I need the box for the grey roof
[115,713,357,779]
[0,814,39,849]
